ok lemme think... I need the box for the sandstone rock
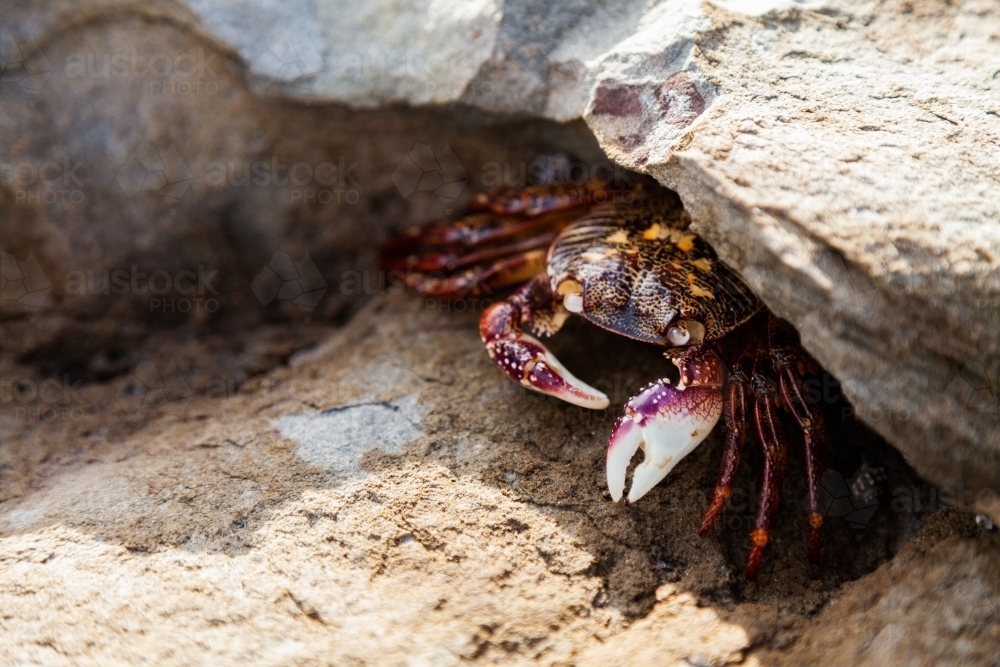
[650,0,1000,523]
[2,295,997,665]
[3,1,1000,662]
[181,0,1000,511]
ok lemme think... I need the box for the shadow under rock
[381,303,950,630]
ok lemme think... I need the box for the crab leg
[769,316,826,563]
[479,275,609,409]
[607,347,725,505]
[380,207,586,273]
[745,347,790,580]
[699,360,752,534]
[404,249,547,299]
[779,367,825,563]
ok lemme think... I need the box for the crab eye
[666,319,706,346]
[556,279,585,314]
[667,326,690,346]
[564,294,584,313]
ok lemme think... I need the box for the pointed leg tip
[699,489,728,535]
[808,514,823,563]
[808,535,822,564]
[745,547,765,580]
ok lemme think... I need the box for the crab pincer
[479,297,609,410]
[607,380,723,504]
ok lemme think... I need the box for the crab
[381,181,826,579]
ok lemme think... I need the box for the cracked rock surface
[2,297,999,665]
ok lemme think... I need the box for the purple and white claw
[480,300,608,410]
[488,333,610,409]
[607,380,723,504]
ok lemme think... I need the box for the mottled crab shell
[546,193,761,344]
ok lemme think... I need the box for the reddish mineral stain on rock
[656,72,706,126]
[591,84,643,118]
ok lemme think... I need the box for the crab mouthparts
[607,380,722,504]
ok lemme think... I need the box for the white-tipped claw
[607,416,642,502]
[488,332,609,410]
[606,381,722,504]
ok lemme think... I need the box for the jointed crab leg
[479,275,609,409]
[382,181,641,300]
[699,352,752,535]
[770,317,826,563]
[747,368,790,580]
[403,249,547,299]
[380,207,584,272]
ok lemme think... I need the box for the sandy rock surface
[2,296,998,665]
[652,0,1000,514]
[189,0,1000,509]
[4,0,997,509]
[3,0,1000,663]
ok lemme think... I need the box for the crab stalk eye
[666,319,706,346]
[564,294,584,313]
[667,326,690,346]
[556,279,585,313]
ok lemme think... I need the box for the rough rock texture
[178,0,1000,514]
[4,0,996,512]
[1,0,605,368]
[656,1,1000,523]
[3,296,997,665]
[3,0,1000,663]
